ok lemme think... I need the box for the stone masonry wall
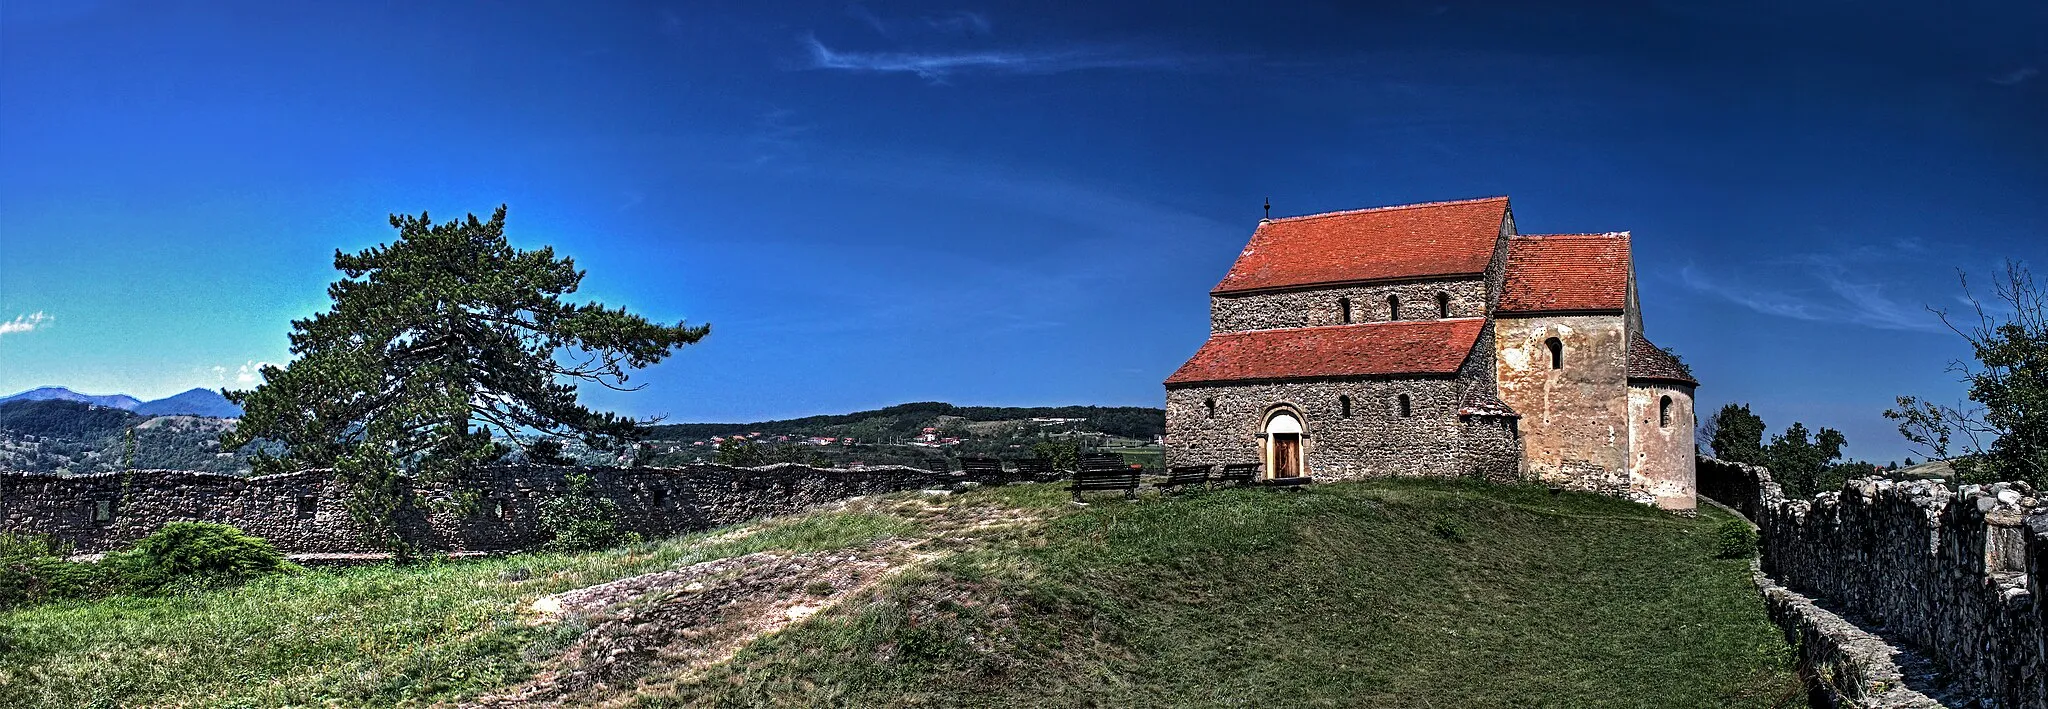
[0,464,955,554]
[1697,456,2047,707]
[1164,376,1518,482]
[1208,276,1488,333]
[1493,313,1631,492]
[1627,383,1697,511]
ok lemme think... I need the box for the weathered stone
[1698,455,2047,707]
[0,463,955,554]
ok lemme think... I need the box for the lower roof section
[1165,318,1485,386]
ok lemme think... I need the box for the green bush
[537,472,640,552]
[1714,519,1758,559]
[108,522,292,591]
[0,533,95,610]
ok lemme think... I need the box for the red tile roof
[1165,318,1485,386]
[1628,333,1697,386]
[1499,233,1631,314]
[1211,197,1510,294]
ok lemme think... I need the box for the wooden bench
[960,457,1007,485]
[1070,467,1143,501]
[1016,457,1055,483]
[1160,465,1213,493]
[1216,463,1260,488]
[1259,475,1314,490]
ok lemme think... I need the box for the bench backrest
[1218,463,1260,481]
[959,457,1003,482]
[1016,458,1054,480]
[1166,465,1211,483]
[1078,452,1126,473]
[1072,467,1142,488]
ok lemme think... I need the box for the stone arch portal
[1263,410,1305,479]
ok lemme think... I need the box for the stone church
[1163,196,1699,510]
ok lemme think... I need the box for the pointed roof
[1498,233,1632,314]
[1211,197,1511,294]
[1627,333,1697,386]
[1165,318,1485,386]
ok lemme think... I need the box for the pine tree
[221,206,707,548]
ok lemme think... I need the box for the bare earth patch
[460,494,1047,707]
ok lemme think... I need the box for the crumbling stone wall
[1207,276,1489,333]
[1697,456,2047,707]
[0,464,954,554]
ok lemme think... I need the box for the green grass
[0,481,1803,708]
[648,481,1804,708]
[0,512,917,707]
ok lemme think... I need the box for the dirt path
[459,494,1046,707]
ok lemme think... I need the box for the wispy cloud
[847,6,990,38]
[0,311,51,338]
[1990,67,2039,86]
[1679,261,1946,333]
[801,35,1196,81]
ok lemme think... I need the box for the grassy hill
[0,480,1803,707]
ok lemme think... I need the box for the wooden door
[1273,434,1301,478]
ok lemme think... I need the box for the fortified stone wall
[1493,313,1630,491]
[1164,377,1516,481]
[1626,383,1696,511]
[0,464,955,554]
[1207,276,1488,333]
[1697,456,2047,707]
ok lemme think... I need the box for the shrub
[0,532,95,610]
[1430,516,1469,542]
[1714,519,1758,559]
[109,522,292,591]
[537,472,640,552]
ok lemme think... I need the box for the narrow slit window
[1545,337,1564,370]
[1338,297,1352,324]
[1397,393,1413,418]
[1437,292,1451,318]
[1205,398,1217,418]
[1659,396,1673,428]
[1388,294,1402,321]
[1339,395,1352,418]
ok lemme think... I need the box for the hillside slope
[0,481,1802,708]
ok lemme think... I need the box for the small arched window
[1338,297,1352,324]
[1397,393,1413,417]
[1437,292,1451,318]
[1205,397,1217,418]
[1388,294,1402,320]
[1545,337,1564,370]
[1659,396,1673,428]
[1339,395,1352,418]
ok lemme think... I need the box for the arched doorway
[1264,411,1304,479]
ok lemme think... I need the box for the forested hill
[647,402,1165,441]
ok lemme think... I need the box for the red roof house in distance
[1165,196,1698,511]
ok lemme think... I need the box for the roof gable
[1499,233,1631,314]
[1165,318,1485,386]
[1211,197,1510,294]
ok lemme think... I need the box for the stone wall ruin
[0,464,956,555]
[1697,455,2046,707]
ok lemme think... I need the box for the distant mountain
[0,386,143,411]
[133,388,243,418]
[0,386,242,418]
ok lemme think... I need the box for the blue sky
[1,1,2042,462]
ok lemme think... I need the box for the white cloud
[801,35,1196,81]
[218,360,278,387]
[0,311,51,338]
